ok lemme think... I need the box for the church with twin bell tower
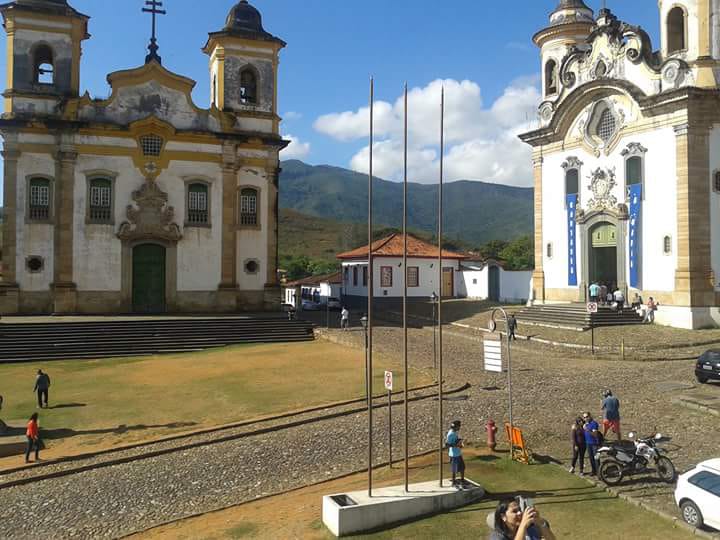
[0,0,287,314]
[521,0,720,329]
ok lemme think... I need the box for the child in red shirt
[25,413,41,463]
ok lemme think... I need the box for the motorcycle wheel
[657,456,676,483]
[599,461,623,485]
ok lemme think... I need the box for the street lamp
[430,292,438,371]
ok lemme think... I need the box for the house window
[546,243,553,259]
[626,156,642,187]
[239,188,258,226]
[88,178,113,223]
[353,266,358,286]
[240,68,258,104]
[663,235,672,255]
[407,266,419,287]
[667,7,686,54]
[713,171,720,193]
[362,265,368,287]
[33,45,54,84]
[596,108,617,143]
[187,182,209,225]
[29,177,51,221]
[381,266,393,288]
[344,266,349,284]
[140,134,163,157]
[545,60,558,96]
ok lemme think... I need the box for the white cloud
[283,111,302,121]
[313,78,541,187]
[281,134,311,160]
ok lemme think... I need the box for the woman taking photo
[490,498,556,540]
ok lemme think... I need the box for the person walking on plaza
[33,369,50,409]
[582,412,601,476]
[569,417,586,474]
[446,420,465,488]
[507,314,518,341]
[645,297,657,323]
[340,307,350,331]
[25,412,41,463]
[602,390,622,441]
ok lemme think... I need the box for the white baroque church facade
[0,0,287,314]
[521,0,720,329]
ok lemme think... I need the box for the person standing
[446,420,465,488]
[33,369,50,408]
[601,390,621,441]
[569,417,586,474]
[599,283,608,305]
[613,288,625,315]
[507,314,518,341]
[583,412,601,476]
[645,297,657,323]
[589,282,600,303]
[340,307,350,331]
[25,412,41,463]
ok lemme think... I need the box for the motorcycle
[596,432,676,486]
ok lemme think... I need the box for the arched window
[240,68,258,104]
[239,187,258,226]
[28,177,51,221]
[545,60,558,96]
[565,168,579,198]
[546,243,553,259]
[187,182,209,225]
[667,7,686,54]
[626,157,642,186]
[88,177,113,223]
[212,75,217,106]
[33,45,54,85]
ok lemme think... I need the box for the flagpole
[367,77,374,498]
[403,83,409,492]
[438,87,445,488]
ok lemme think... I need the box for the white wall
[500,270,532,303]
[459,268,488,299]
[541,121,678,294]
[342,258,461,298]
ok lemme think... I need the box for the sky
[0,0,662,204]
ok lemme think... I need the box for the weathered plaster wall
[236,165,268,290]
[223,55,274,114]
[709,126,720,293]
[12,28,73,93]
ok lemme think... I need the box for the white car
[326,297,342,310]
[675,458,720,531]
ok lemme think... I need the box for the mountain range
[279,160,533,248]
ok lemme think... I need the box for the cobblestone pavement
[1,316,718,538]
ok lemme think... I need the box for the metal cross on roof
[143,0,167,65]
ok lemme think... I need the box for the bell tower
[0,0,89,115]
[203,0,286,134]
[533,0,595,100]
[658,0,720,87]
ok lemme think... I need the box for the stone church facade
[0,0,288,314]
[521,0,720,329]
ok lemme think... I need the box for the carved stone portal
[117,179,182,243]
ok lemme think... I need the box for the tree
[499,236,533,270]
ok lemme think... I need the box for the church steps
[0,318,315,362]
[516,304,644,331]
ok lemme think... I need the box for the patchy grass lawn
[136,448,696,540]
[0,341,429,467]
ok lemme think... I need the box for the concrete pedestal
[322,479,484,537]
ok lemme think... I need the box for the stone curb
[549,461,719,539]
[671,397,720,417]
[383,310,714,358]
[0,383,468,491]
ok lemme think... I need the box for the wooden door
[132,243,166,313]
[442,267,454,297]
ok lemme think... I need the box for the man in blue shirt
[601,390,621,442]
[446,420,465,488]
[582,412,601,476]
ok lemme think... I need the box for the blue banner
[628,183,642,288]
[567,194,578,286]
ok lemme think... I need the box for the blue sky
[0,0,661,201]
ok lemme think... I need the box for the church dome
[224,1,266,34]
[549,0,594,26]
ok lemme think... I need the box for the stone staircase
[0,317,315,363]
[516,303,644,331]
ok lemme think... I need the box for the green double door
[132,244,166,313]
